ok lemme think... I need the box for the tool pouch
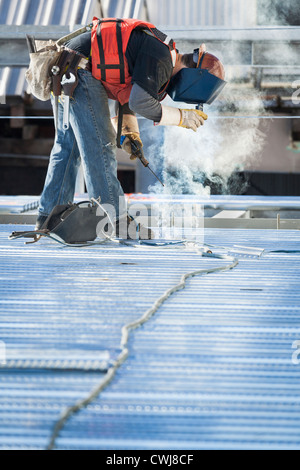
[25,40,63,101]
[9,201,107,245]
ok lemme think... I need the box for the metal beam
[0,25,79,67]
[204,218,300,230]
[0,214,37,224]
[162,26,300,42]
[1,25,300,68]
[2,213,300,230]
[2,25,299,41]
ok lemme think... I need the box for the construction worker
[35,18,225,239]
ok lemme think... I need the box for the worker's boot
[115,215,154,240]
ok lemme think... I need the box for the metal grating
[0,223,300,449]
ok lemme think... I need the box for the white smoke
[257,0,298,26]
[148,0,299,195]
[149,83,267,195]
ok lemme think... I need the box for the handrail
[1,24,300,39]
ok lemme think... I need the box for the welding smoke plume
[147,0,298,196]
[148,84,267,196]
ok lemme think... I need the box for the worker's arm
[112,101,143,160]
[129,83,162,122]
[129,83,207,132]
[158,106,208,132]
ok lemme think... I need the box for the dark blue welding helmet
[168,47,226,105]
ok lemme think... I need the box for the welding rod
[130,140,165,187]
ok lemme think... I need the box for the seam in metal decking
[0,225,300,449]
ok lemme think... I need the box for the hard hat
[167,46,226,105]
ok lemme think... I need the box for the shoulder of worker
[127,29,173,60]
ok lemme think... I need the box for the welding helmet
[168,45,226,105]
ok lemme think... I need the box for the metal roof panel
[0,223,300,449]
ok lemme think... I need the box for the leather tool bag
[25,39,63,101]
[9,201,107,245]
[45,201,103,243]
[25,26,91,102]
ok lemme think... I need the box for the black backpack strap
[117,102,124,148]
[96,19,125,84]
[142,27,177,67]
[148,27,176,50]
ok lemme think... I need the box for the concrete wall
[245,119,300,174]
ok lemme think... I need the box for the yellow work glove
[179,109,208,132]
[111,113,143,160]
[157,106,208,132]
[121,132,143,160]
[112,114,143,160]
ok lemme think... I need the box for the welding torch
[125,137,165,187]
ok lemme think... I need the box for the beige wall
[245,118,300,173]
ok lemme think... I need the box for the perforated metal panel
[0,222,300,450]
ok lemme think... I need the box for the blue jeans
[38,69,125,220]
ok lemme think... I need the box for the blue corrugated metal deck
[0,224,300,450]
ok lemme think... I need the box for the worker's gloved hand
[179,109,208,132]
[121,132,143,160]
[111,110,143,159]
[157,106,208,132]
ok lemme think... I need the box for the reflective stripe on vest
[91,17,177,104]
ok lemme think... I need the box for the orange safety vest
[91,17,177,104]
